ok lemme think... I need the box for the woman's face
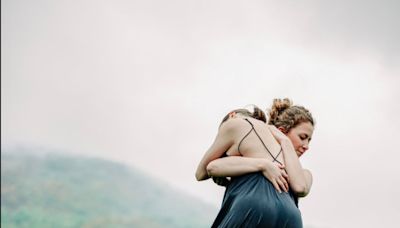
[285,121,314,157]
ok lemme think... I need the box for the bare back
[224,117,284,165]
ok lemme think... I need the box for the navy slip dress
[211,173,302,228]
[211,119,302,228]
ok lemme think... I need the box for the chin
[296,152,303,157]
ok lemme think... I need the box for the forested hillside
[1,151,217,228]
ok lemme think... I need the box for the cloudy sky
[2,0,400,227]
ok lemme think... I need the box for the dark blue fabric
[211,172,302,228]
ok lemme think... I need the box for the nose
[302,142,309,151]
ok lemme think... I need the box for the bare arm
[280,139,312,197]
[207,156,289,193]
[207,156,266,176]
[268,125,313,197]
[195,121,235,181]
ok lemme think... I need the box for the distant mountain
[1,150,218,228]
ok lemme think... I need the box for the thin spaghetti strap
[251,125,283,166]
[237,119,254,154]
[244,118,254,127]
[274,148,283,166]
[239,118,283,166]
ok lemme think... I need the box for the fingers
[280,170,289,191]
[273,177,289,193]
[271,180,282,193]
[277,178,288,193]
[279,175,289,192]
[281,169,289,179]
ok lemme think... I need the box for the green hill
[1,150,218,228]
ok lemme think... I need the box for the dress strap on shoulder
[239,118,283,166]
[244,118,254,127]
[238,119,255,154]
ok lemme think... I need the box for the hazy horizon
[2,0,400,227]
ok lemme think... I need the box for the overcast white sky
[2,0,400,227]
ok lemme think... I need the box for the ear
[278,126,287,134]
[229,112,237,118]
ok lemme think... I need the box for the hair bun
[268,98,292,124]
[273,98,292,112]
[267,98,314,130]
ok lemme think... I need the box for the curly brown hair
[267,98,314,132]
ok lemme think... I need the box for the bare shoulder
[219,118,251,135]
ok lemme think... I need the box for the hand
[268,125,289,143]
[212,176,230,187]
[262,160,289,193]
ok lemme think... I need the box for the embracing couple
[196,98,315,228]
